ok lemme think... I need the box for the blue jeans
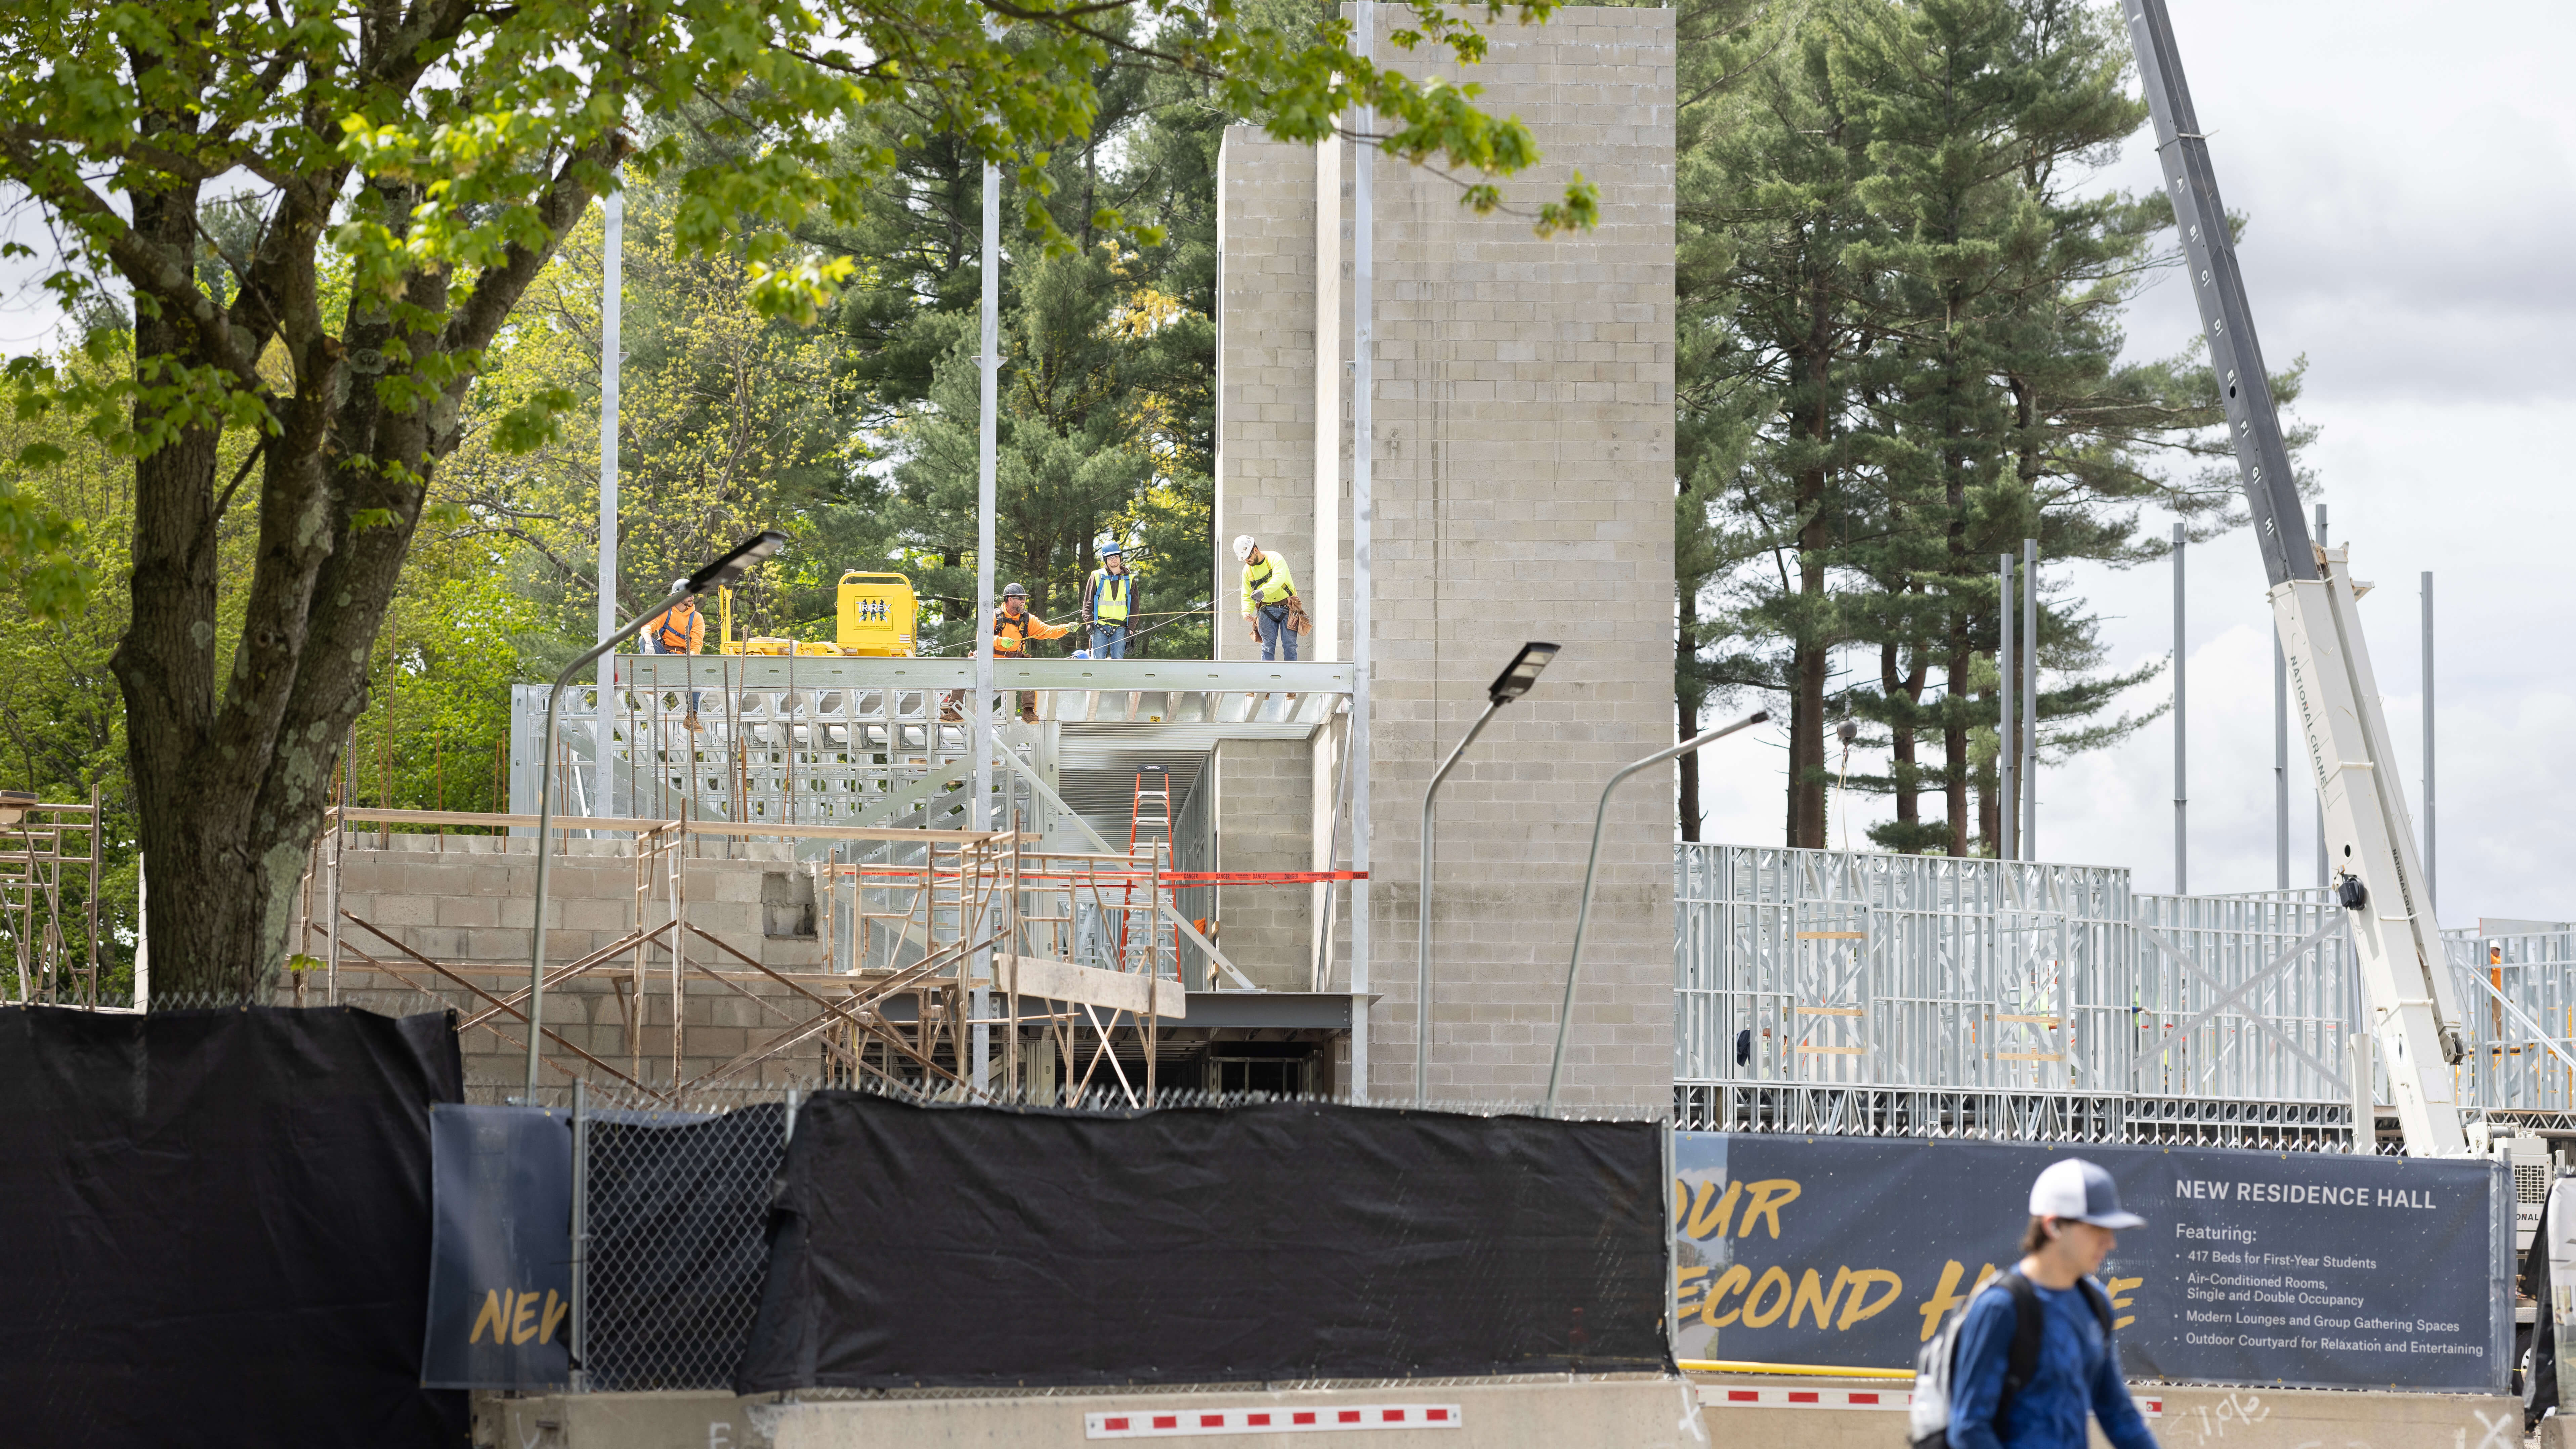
[1255,603,1297,661]
[641,634,701,712]
[1090,623,1129,659]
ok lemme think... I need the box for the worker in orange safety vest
[993,582,1069,721]
[640,580,707,730]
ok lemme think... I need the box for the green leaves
[0,474,93,622]
[488,387,577,455]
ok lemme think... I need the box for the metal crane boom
[2122,0,2467,1156]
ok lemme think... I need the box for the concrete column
[1219,7,1677,1109]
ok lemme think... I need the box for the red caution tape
[1156,870,1369,884]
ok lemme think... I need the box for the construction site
[3,3,2567,1447]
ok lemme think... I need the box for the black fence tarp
[0,1004,466,1446]
[585,1102,787,1389]
[734,1094,1670,1392]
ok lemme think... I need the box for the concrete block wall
[1212,125,1334,993]
[326,834,828,974]
[1218,7,1678,1110]
[318,833,840,1090]
[1209,739,1313,990]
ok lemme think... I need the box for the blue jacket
[1948,1279,2157,1449]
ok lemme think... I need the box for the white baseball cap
[2029,1158,2145,1229]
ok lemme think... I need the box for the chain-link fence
[578,1084,794,1391]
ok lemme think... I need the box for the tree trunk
[1787,279,1834,850]
[1887,639,1927,841]
[1678,691,1702,843]
[106,143,616,1003]
[1976,712,1998,855]
[1678,570,1701,842]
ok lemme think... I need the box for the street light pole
[525,531,787,1098]
[1413,642,1558,1103]
[1545,709,1768,1115]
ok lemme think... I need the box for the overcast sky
[1698,0,2576,928]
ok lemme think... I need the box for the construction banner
[1674,1133,2511,1393]
[0,1004,467,1446]
[733,1093,1671,1391]
[421,1104,574,1389]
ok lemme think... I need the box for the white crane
[2123,0,2467,1155]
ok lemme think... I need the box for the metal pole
[1998,553,2016,861]
[569,1076,588,1391]
[2021,538,2039,860]
[972,159,1001,1090]
[528,586,692,1097]
[2421,570,2435,919]
[1312,712,1356,992]
[1349,0,1375,1104]
[1308,119,1342,994]
[595,190,622,827]
[2274,637,2288,889]
[2314,504,2327,889]
[2173,522,2187,894]
[1416,697,1503,1102]
[1546,711,1767,1113]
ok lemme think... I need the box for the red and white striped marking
[1695,1386,2161,1417]
[1086,1404,1464,1438]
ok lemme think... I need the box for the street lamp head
[686,530,789,595]
[1487,641,1560,705]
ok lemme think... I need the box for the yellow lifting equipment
[834,570,918,657]
[714,572,920,657]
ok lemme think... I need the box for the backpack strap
[1995,1271,2044,1429]
[1991,1273,2117,1431]
[2078,1277,2115,1337]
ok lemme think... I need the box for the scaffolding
[1674,842,2576,1148]
[297,808,1212,1106]
[2447,923,2576,1121]
[0,789,103,1007]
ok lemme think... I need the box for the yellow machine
[714,572,919,657]
[834,571,918,657]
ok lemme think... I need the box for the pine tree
[1685,0,2313,854]
[1682,0,1892,848]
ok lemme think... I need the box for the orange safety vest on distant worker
[991,605,1070,655]
[647,597,704,653]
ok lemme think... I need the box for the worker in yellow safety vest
[640,580,707,729]
[1234,535,1299,661]
[1083,543,1134,659]
[994,582,1069,721]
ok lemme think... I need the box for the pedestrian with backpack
[1909,1159,2159,1449]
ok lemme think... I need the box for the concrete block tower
[1214,6,1677,1111]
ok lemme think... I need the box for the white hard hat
[671,578,691,593]
[1232,535,1256,562]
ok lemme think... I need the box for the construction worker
[993,582,1069,722]
[640,580,706,730]
[641,581,705,654]
[1083,543,1134,659]
[1234,534,1299,662]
